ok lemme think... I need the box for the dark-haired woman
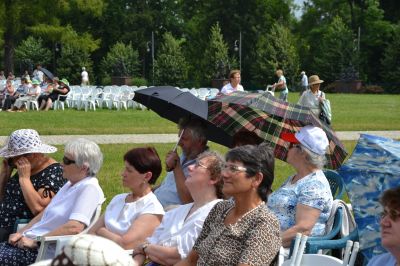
[89,147,164,249]
[132,151,224,265]
[177,144,281,266]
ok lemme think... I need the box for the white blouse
[104,192,164,235]
[147,199,222,258]
[24,177,104,239]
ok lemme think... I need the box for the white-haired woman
[0,138,105,265]
[133,151,224,266]
[0,129,65,242]
[268,125,333,247]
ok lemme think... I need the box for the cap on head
[281,125,329,155]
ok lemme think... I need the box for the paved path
[1,131,399,145]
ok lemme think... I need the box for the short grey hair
[178,117,207,145]
[64,138,103,176]
[300,144,327,169]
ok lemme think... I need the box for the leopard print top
[194,200,281,266]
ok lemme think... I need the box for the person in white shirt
[89,147,164,249]
[81,67,89,86]
[33,64,44,83]
[221,69,244,94]
[132,151,224,265]
[0,138,105,265]
[300,71,308,95]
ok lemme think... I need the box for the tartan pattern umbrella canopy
[208,91,347,169]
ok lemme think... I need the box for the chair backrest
[324,170,345,199]
[35,199,105,262]
[282,254,343,266]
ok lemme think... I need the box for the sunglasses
[380,209,400,222]
[62,156,76,165]
[222,163,247,173]
[194,160,209,170]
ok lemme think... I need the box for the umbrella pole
[172,129,185,152]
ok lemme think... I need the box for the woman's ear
[144,172,153,182]
[252,172,263,188]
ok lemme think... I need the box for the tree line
[1,0,399,93]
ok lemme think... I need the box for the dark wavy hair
[225,143,275,202]
[123,147,162,184]
[380,186,400,211]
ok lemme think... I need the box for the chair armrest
[304,230,359,254]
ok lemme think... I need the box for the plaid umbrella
[208,91,347,169]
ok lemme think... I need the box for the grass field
[0,93,399,135]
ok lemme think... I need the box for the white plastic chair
[197,88,210,100]
[35,200,105,262]
[265,85,275,96]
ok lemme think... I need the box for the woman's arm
[281,204,321,247]
[174,250,199,266]
[145,244,181,265]
[97,214,162,249]
[44,220,86,236]
[87,214,105,235]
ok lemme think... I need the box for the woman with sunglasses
[267,125,333,248]
[0,138,105,265]
[0,129,65,242]
[367,186,400,266]
[88,147,164,249]
[132,151,224,266]
[177,144,281,266]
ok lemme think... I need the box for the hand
[8,232,23,246]
[15,156,32,179]
[17,236,38,249]
[165,151,179,171]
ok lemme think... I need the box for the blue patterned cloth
[338,134,400,261]
[267,170,333,235]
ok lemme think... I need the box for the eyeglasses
[289,143,302,150]
[62,156,76,165]
[379,209,400,222]
[222,163,247,173]
[194,160,208,170]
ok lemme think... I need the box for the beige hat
[308,75,324,86]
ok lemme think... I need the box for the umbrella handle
[172,129,185,152]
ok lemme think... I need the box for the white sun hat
[0,129,57,158]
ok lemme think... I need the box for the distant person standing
[81,67,89,86]
[220,70,244,94]
[300,71,308,95]
[272,69,288,102]
[33,64,44,83]
[0,71,6,80]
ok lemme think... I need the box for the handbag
[319,96,332,126]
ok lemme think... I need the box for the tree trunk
[4,0,15,74]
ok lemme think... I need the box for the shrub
[101,42,139,78]
[14,37,51,75]
[363,85,384,94]
[132,77,148,86]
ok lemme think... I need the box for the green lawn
[0,93,399,135]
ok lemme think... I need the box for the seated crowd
[0,122,396,265]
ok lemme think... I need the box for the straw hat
[0,129,57,158]
[308,75,324,86]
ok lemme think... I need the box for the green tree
[381,23,400,93]
[154,32,188,87]
[14,37,51,74]
[251,23,299,89]
[313,16,358,83]
[56,44,94,85]
[203,23,230,81]
[100,42,140,79]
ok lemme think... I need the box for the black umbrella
[133,86,233,147]
[40,67,54,80]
